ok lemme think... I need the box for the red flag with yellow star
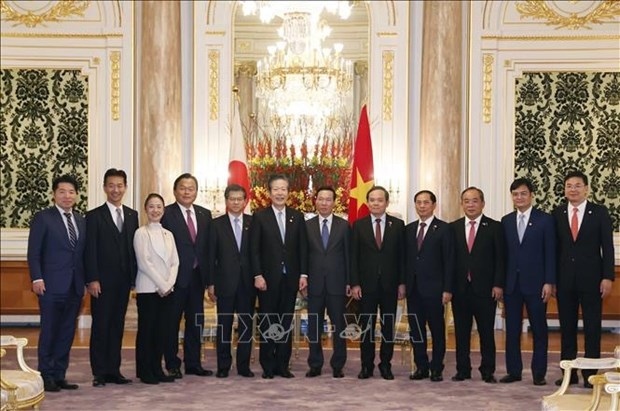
[348,105,374,225]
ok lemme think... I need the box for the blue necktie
[234,217,242,251]
[277,211,285,242]
[321,219,329,249]
[517,214,526,243]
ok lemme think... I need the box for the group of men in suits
[27,169,614,390]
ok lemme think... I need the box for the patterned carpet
[2,346,582,410]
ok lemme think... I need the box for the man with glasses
[552,170,615,388]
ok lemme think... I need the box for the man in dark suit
[85,168,138,387]
[500,178,555,386]
[27,175,86,392]
[351,186,406,380]
[303,186,350,379]
[162,173,213,378]
[251,174,308,379]
[450,187,505,384]
[405,190,454,382]
[552,170,615,388]
[207,184,255,378]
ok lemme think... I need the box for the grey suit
[305,214,350,370]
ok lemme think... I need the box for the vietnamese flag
[348,105,375,225]
[228,99,250,200]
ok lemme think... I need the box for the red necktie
[467,221,476,282]
[417,222,426,251]
[186,209,197,243]
[375,218,382,249]
[570,207,579,241]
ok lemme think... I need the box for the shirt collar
[517,206,532,220]
[177,202,195,215]
[418,215,435,226]
[55,204,73,215]
[106,201,123,214]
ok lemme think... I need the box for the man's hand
[345,285,352,297]
[207,285,216,302]
[600,279,613,299]
[492,287,503,301]
[299,277,308,297]
[397,284,406,300]
[541,284,553,303]
[351,285,362,300]
[442,292,452,305]
[32,281,46,296]
[254,275,267,291]
[87,281,102,298]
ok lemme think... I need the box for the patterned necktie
[186,209,197,243]
[570,207,579,241]
[375,218,382,249]
[115,208,123,233]
[234,217,242,251]
[517,214,526,243]
[64,212,77,248]
[277,211,285,242]
[467,220,476,252]
[321,218,329,249]
[417,222,426,250]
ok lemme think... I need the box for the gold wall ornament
[354,61,368,76]
[482,54,494,124]
[515,0,620,30]
[209,50,219,121]
[382,50,394,121]
[0,0,91,28]
[235,61,257,78]
[110,51,120,121]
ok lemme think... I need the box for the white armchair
[604,371,620,411]
[0,336,44,410]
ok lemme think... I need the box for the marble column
[354,61,368,120]
[234,62,256,130]
[138,1,182,206]
[419,1,463,221]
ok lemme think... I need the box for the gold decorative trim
[110,51,120,121]
[205,30,226,36]
[482,54,494,124]
[515,0,620,30]
[382,50,394,122]
[1,32,123,38]
[0,0,90,28]
[235,61,257,77]
[354,61,368,76]
[482,34,620,40]
[208,50,219,121]
[376,32,398,37]
[92,56,100,66]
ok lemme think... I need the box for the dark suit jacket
[84,203,138,286]
[250,206,308,289]
[305,215,350,297]
[210,213,253,298]
[451,215,505,296]
[350,214,405,293]
[161,203,212,288]
[552,201,614,291]
[501,208,556,295]
[405,218,454,298]
[27,206,86,296]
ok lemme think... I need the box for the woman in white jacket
[134,193,179,384]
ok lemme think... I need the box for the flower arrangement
[244,113,354,213]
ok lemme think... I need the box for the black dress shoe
[56,379,79,389]
[168,368,183,379]
[451,372,471,381]
[358,367,373,379]
[154,372,175,383]
[499,374,522,383]
[332,368,344,378]
[92,375,106,387]
[279,370,295,378]
[379,365,394,380]
[185,367,213,377]
[43,378,61,392]
[106,374,132,384]
[261,371,274,379]
[305,367,322,377]
[238,369,255,378]
[554,374,578,386]
[482,374,497,383]
[533,377,547,386]
[140,375,159,385]
[410,369,429,380]
[430,371,443,382]
[216,369,229,378]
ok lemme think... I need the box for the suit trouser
[504,288,548,378]
[257,276,297,374]
[557,281,602,380]
[38,292,82,380]
[89,280,131,377]
[359,282,397,370]
[407,289,446,372]
[307,288,347,370]
[165,269,205,370]
[136,292,174,378]
[452,284,497,375]
[216,284,255,372]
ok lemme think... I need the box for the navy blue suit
[161,203,213,371]
[27,206,86,381]
[405,218,454,373]
[501,208,556,379]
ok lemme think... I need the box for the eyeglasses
[565,184,585,190]
[227,197,245,202]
